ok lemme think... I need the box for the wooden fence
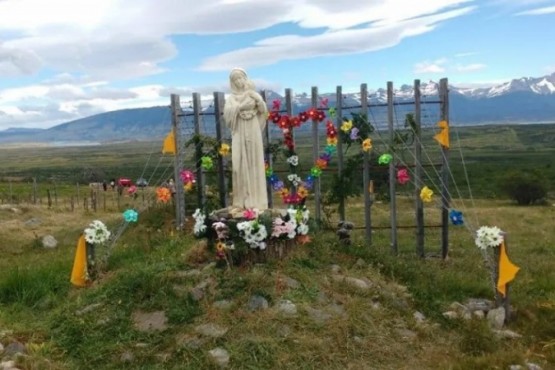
[170,78,451,257]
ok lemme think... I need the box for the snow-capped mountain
[2,72,555,143]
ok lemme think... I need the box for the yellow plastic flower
[297,186,309,199]
[362,138,372,152]
[219,143,230,156]
[420,186,434,203]
[184,182,194,192]
[278,188,289,197]
[327,136,338,145]
[340,120,353,133]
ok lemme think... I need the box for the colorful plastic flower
[362,138,372,152]
[327,136,338,146]
[320,98,329,108]
[298,111,308,122]
[449,210,464,225]
[272,99,281,111]
[341,119,353,133]
[297,186,309,199]
[156,187,171,203]
[243,208,258,220]
[201,156,213,170]
[397,168,410,185]
[420,186,434,202]
[184,182,194,192]
[316,158,328,169]
[378,153,392,165]
[287,155,299,166]
[475,226,504,250]
[350,127,360,140]
[180,170,195,184]
[127,185,137,195]
[278,188,289,198]
[310,166,322,177]
[328,107,336,118]
[218,143,230,157]
[324,144,336,154]
[123,209,138,223]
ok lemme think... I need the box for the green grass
[0,124,555,368]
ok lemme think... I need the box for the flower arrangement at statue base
[192,206,312,266]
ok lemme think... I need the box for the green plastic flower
[201,156,213,170]
[378,153,392,165]
[310,166,322,177]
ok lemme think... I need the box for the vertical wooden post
[53,180,58,207]
[47,189,52,208]
[361,83,372,244]
[214,91,228,209]
[285,88,295,194]
[193,92,205,209]
[91,189,97,212]
[32,178,37,204]
[311,86,322,223]
[171,94,186,229]
[387,81,398,254]
[414,79,425,257]
[439,78,450,259]
[261,90,273,209]
[335,86,345,221]
[103,193,106,211]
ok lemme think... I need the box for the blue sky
[0,0,554,130]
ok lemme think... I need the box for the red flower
[278,115,290,129]
[272,99,281,111]
[298,111,308,122]
[290,116,301,127]
[316,111,326,122]
[307,108,318,120]
[270,111,281,123]
[319,98,329,108]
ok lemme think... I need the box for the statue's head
[230,68,254,93]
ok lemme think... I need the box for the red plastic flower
[278,115,290,129]
[316,111,326,122]
[272,99,281,111]
[290,116,301,127]
[298,111,308,122]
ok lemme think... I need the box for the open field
[0,123,554,369]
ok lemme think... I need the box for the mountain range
[1,72,554,145]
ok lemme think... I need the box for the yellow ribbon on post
[70,235,88,287]
[162,129,176,154]
[433,120,450,148]
[497,241,520,297]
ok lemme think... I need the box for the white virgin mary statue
[223,68,269,211]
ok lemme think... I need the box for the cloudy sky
[1,0,554,130]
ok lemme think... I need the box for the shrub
[499,170,548,205]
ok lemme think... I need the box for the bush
[499,170,548,205]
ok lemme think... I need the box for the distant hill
[1,72,555,144]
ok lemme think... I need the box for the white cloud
[199,6,474,71]
[515,5,555,15]
[455,63,487,72]
[0,0,476,129]
[414,58,448,74]
[454,51,478,57]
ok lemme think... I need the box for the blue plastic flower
[123,209,138,223]
[449,209,464,226]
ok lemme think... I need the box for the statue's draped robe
[223,91,268,210]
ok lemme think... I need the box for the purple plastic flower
[350,127,359,140]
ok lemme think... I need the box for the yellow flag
[162,129,176,154]
[497,241,520,297]
[433,120,449,148]
[70,235,88,287]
